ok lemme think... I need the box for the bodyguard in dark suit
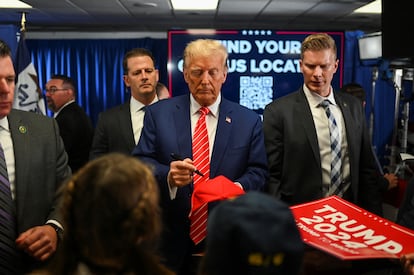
[45,74,93,172]
[263,33,382,215]
[132,39,268,275]
[263,33,384,275]
[0,40,71,274]
[90,48,160,160]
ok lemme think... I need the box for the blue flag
[13,31,46,115]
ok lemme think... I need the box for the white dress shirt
[130,96,158,144]
[303,85,350,196]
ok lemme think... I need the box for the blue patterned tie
[320,100,343,196]
[0,142,19,274]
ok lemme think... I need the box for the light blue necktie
[320,100,343,196]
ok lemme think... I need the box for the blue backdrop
[26,38,168,125]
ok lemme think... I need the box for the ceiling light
[171,0,218,10]
[0,0,32,8]
[353,0,381,14]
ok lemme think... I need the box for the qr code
[239,76,273,110]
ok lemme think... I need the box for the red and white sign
[290,196,414,260]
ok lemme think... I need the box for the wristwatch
[47,223,64,241]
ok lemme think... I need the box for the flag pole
[14,12,47,115]
[20,12,26,32]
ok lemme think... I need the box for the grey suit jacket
[7,109,71,272]
[263,88,383,215]
[89,102,136,160]
[9,109,71,234]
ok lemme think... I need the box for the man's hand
[401,253,414,275]
[168,157,196,188]
[15,224,58,261]
[384,173,398,190]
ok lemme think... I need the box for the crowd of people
[0,32,413,275]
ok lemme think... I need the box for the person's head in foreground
[198,191,304,275]
[49,153,174,275]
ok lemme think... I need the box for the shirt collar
[190,93,221,118]
[54,99,75,117]
[130,96,145,112]
[130,96,158,112]
[303,84,337,108]
[0,117,10,132]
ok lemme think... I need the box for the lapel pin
[225,116,231,123]
[19,125,27,134]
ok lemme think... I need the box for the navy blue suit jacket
[132,94,268,272]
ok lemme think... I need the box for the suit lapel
[8,111,29,213]
[334,93,361,191]
[118,102,135,149]
[210,99,232,178]
[171,96,233,177]
[174,95,193,158]
[296,90,321,164]
[335,94,357,167]
[335,94,354,137]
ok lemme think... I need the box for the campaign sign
[168,30,344,116]
[290,196,414,260]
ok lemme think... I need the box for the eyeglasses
[44,87,68,94]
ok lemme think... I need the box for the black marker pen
[170,153,204,177]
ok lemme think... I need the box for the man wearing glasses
[45,74,94,172]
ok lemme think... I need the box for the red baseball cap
[190,175,245,214]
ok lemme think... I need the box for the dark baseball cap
[199,191,304,275]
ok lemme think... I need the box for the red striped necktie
[189,107,210,245]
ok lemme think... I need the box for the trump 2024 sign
[290,196,414,260]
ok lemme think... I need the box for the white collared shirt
[130,96,159,144]
[303,85,350,196]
